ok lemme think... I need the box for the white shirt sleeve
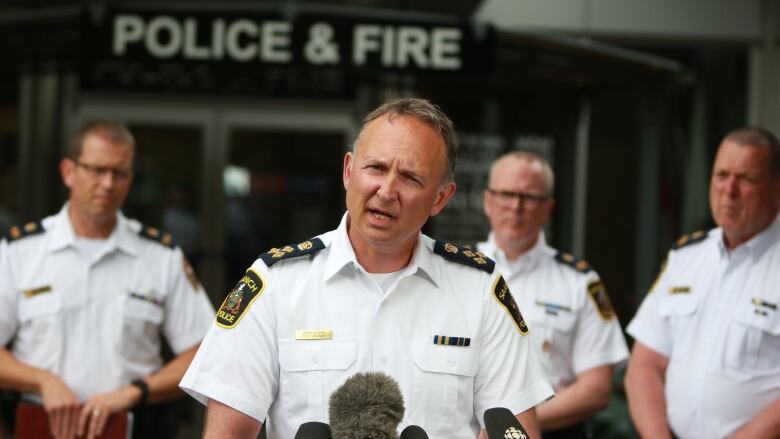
[0,239,18,345]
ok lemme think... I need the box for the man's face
[61,133,134,224]
[709,139,780,247]
[343,114,455,255]
[483,156,554,251]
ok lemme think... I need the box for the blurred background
[1,0,778,436]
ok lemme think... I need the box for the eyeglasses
[486,188,550,207]
[72,159,133,181]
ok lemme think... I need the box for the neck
[497,234,539,261]
[68,205,116,239]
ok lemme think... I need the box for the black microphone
[328,371,405,439]
[294,421,332,439]
[399,425,429,439]
[483,407,530,439]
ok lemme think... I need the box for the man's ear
[60,158,75,189]
[342,152,354,190]
[430,181,456,217]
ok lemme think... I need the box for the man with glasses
[476,151,628,438]
[0,120,215,439]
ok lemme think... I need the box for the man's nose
[376,174,399,200]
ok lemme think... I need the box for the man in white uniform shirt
[0,121,215,439]
[476,151,628,438]
[180,98,554,439]
[625,126,780,438]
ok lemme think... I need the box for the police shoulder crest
[554,252,592,273]
[672,230,707,250]
[587,279,616,320]
[433,241,495,274]
[216,268,266,328]
[138,225,175,248]
[259,237,325,267]
[4,221,45,243]
[492,276,529,335]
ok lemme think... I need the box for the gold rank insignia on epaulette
[587,280,616,320]
[433,241,495,274]
[258,237,325,267]
[216,268,266,329]
[672,230,707,250]
[554,252,592,273]
[138,225,175,248]
[493,276,529,335]
[4,221,44,242]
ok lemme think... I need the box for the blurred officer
[180,98,554,439]
[625,127,780,438]
[475,151,628,438]
[0,120,215,439]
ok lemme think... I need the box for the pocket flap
[733,303,780,335]
[412,340,478,377]
[123,295,164,324]
[658,295,699,316]
[278,339,356,372]
[19,292,62,322]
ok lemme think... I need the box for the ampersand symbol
[304,22,339,65]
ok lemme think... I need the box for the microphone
[294,422,332,439]
[483,407,530,439]
[400,425,429,439]
[329,371,405,439]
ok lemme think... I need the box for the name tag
[669,286,691,294]
[295,329,333,340]
[23,285,52,298]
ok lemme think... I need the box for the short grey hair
[488,151,555,195]
[354,97,458,183]
[724,126,780,179]
[69,120,135,160]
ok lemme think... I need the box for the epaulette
[672,230,707,250]
[4,221,45,242]
[138,225,175,248]
[433,241,495,274]
[554,252,592,273]
[259,238,325,267]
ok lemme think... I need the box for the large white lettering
[352,24,463,69]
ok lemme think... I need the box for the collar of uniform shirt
[321,212,439,289]
[716,214,780,260]
[47,203,139,256]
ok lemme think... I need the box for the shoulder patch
[587,280,616,320]
[554,252,592,273]
[492,276,529,335]
[672,230,707,250]
[216,268,266,328]
[4,221,45,242]
[433,241,495,274]
[138,225,175,248]
[258,238,325,267]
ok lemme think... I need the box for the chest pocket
[658,294,699,355]
[411,340,478,432]
[278,339,357,425]
[16,290,64,363]
[118,294,164,364]
[525,304,577,357]
[725,302,780,376]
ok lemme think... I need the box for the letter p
[113,14,144,56]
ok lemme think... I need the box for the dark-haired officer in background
[625,126,780,438]
[181,98,554,439]
[0,120,215,439]
[476,151,628,438]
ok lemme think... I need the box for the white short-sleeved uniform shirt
[477,233,628,391]
[627,214,780,438]
[0,204,216,402]
[180,214,553,439]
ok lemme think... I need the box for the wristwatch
[130,379,149,407]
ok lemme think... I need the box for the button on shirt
[477,233,628,391]
[180,214,554,439]
[627,214,780,438]
[0,204,216,401]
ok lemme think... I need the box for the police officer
[180,98,554,439]
[625,127,780,438]
[0,120,215,439]
[476,151,628,438]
